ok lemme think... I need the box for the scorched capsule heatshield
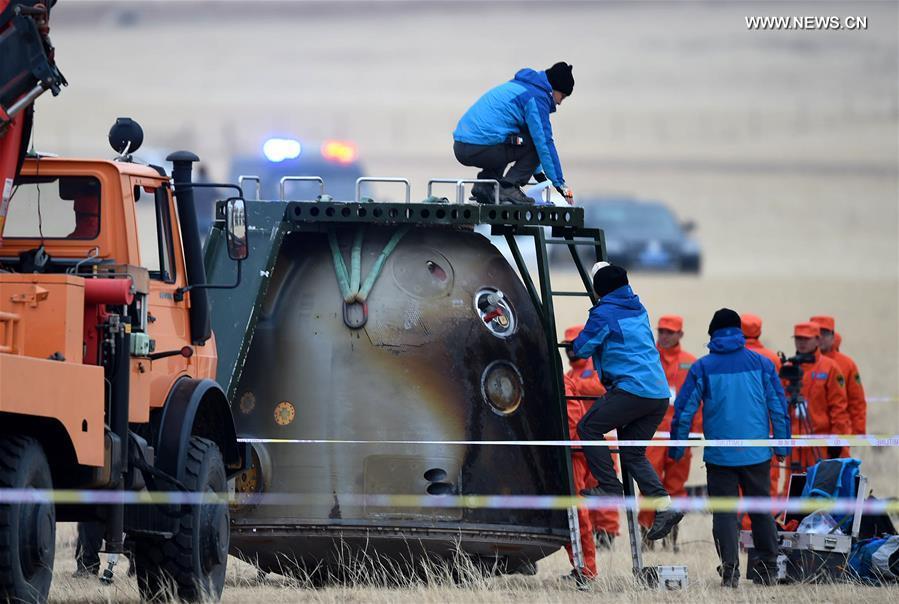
[206,206,573,577]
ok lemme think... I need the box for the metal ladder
[490,222,604,581]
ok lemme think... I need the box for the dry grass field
[27,0,899,601]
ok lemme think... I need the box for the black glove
[533,172,548,183]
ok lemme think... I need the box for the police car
[230,137,365,201]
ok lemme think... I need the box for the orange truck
[0,117,250,603]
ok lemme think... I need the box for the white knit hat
[590,261,610,280]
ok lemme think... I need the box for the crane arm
[0,0,66,238]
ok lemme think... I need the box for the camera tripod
[769,396,826,499]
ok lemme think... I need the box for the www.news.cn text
[745,16,868,31]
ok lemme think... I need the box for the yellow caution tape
[0,489,896,514]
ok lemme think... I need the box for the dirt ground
[29,0,899,601]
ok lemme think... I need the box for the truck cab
[4,158,217,424]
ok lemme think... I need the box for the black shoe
[498,185,534,205]
[72,567,97,579]
[469,183,496,204]
[646,508,684,540]
[750,562,778,586]
[715,563,740,588]
[721,568,740,589]
[595,530,615,550]
[718,564,739,588]
[561,569,592,590]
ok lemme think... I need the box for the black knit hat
[545,62,574,96]
[708,308,742,335]
[593,264,628,297]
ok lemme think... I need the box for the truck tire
[0,435,55,604]
[133,437,229,602]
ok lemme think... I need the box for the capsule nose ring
[343,301,368,328]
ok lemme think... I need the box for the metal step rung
[551,291,592,297]
[545,238,600,246]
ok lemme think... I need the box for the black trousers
[576,389,669,497]
[706,460,778,570]
[452,132,540,187]
[75,521,104,573]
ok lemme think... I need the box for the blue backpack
[849,536,899,583]
[800,458,861,530]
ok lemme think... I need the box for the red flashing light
[321,140,358,164]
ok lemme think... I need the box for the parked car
[553,197,701,273]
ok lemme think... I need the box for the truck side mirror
[225,197,248,261]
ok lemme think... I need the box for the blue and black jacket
[669,327,791,466]
[571,285,670,399]
[453,68,565,187]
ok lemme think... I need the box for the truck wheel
[0,435,55,604]
[134,437,229,602]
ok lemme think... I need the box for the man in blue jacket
[669,308,790,588]
[572,263,682,541]
[453,62,574,205]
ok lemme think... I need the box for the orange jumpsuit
[740,314,783,526]
[810,316,866,434]
[638,344,696,530]
[823,350,866,434]
[780,350,850,496]
[566,358,620,539]
[564,373,598,578]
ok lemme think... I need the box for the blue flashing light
[263,138,302,163]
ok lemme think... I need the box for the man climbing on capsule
[571,262,684,541]
[453,62,575,205]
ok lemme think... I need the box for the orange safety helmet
[793,322,821,338]
[657,315,683,332]
[741,313,763,339]
[809,315,836,333]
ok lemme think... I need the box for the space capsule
[206,198,592,577]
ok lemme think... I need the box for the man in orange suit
[810,316,866,435]
[563,372,598,581]
[740,313,784,523]
[741,314,781,370]
[781,322,851,496]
